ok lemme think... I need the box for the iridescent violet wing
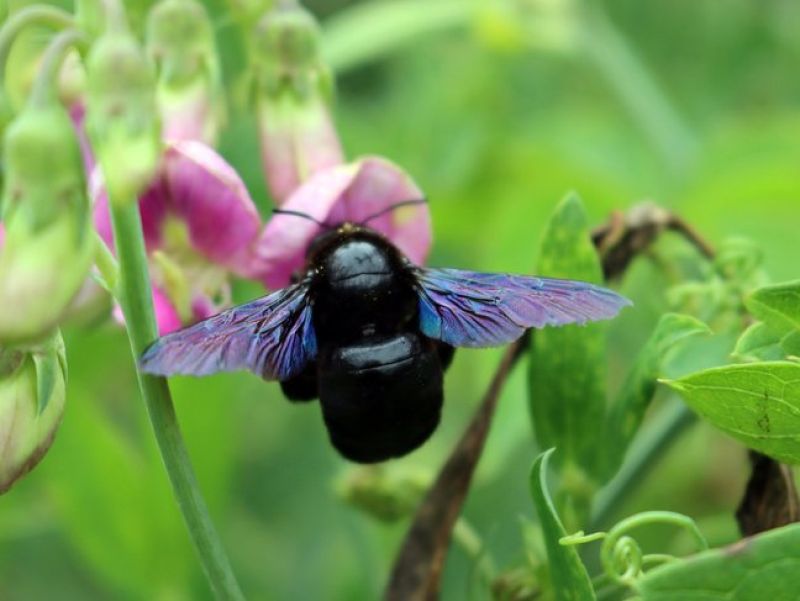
[139,280,316,381]
[414,267,631,348]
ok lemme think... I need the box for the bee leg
[437,343,455,372]
[280,362,319,402]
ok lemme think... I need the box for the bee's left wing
[139,280,316,381]
[414,267,631,348]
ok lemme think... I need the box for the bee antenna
[360,198,428,225]
[272,209,331,228]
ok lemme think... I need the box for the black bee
[140,207,629,463]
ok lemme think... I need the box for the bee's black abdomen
[280,362,319,402]
[437,343,456,372]
[318,333,443,463]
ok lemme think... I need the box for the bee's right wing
[139,280,316,381]
[414,267,631,348]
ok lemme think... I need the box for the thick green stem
[590,399,695,530]
[108,201,244,601]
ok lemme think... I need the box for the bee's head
[312,227,398,285]
[271,198,426,267]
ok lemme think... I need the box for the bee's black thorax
[307,225,418,345]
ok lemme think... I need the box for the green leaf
[733,322,788,362]
[529,449,596,601]
[781,331,800,358]
[665,362,800,464]
[604,313,710,477]
[31,352,57,415]
[746,280,800,331]
[637,523,800,600]
[528,193,607,482]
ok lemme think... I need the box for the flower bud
[0,103,93,343]
[255,1,343,204]
[337,465,430,523]
[146,0,225,144]
[85,30,162,204]
[0,332,67,494]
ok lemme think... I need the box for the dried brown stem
[384,341,522,601]
[737,451,800,536]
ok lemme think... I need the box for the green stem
[108,201,244,601]
[99,0,128,32]
[590,399,695,530]
[453,517,496,587]
[600,510,707,586]
[0,5,73,65]
[93,232,119,293]
[28,29,85,108]
[580,4,698,177]
[322,0,475,73]
[0,5,74,91]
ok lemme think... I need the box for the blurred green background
[2,0,800,599]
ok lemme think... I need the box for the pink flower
[254,1,344,206]
[146,0,225,146]
[95,140,262,333]
[258,94,344,206]
[251,156,432,289]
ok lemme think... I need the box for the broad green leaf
[528,193,607,481]
[781,331,800,358]
[636,522,800,600]
[604,313,710,478]
[746,280,800,331]
[733,322,787,362]
[665,362,800,464]
[529,449,596,601]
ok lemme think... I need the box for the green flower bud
[146,0,224,144]
[255,2,329,98]
[255,2,343,204]
[4,25,47,113]
[0,102,93,343]
[0,331,67,494]
[336,465,431,523]
[85,30,162,204]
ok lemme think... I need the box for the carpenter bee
[140,202,630,463]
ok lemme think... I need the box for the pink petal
[259,98,344,205]
[251,164,359,288]
[69,103,95,172]
[163,141,261,274]
[113,286,183,335]
[153,287,184,334]
[161,88,219,145]
[191,295,217,322]
[91,169,165,251]
[93,141,262,276]
[251,157,432,289]
[335,156,431,266]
